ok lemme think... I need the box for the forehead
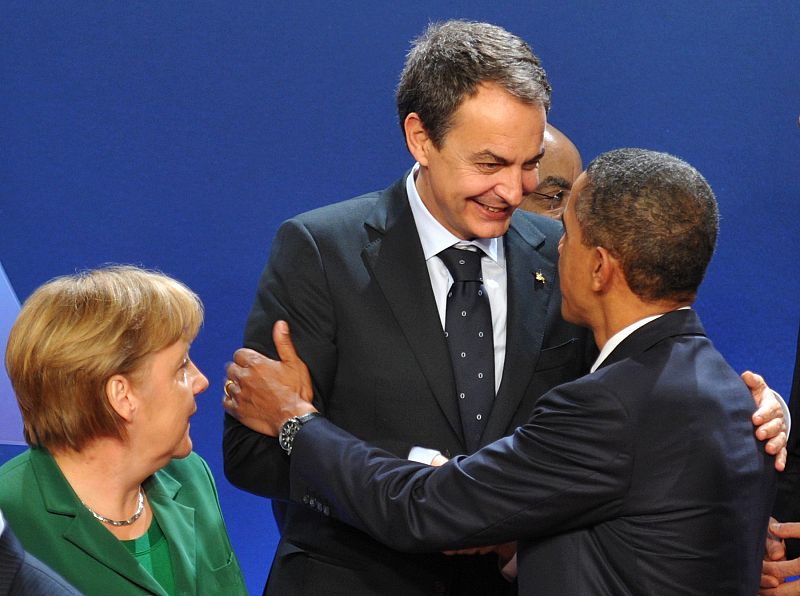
[541,139,581,184]
[445,83,546,150]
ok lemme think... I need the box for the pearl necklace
[83,486,145,527]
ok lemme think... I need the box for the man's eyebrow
[523,150,545,166]
[470,150,509,163]
[537,175,572,191]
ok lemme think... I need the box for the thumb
[273,320,300,363]
[741,370,766,404]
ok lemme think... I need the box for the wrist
[278,410,321,455]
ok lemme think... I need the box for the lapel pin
[534,270,546,287]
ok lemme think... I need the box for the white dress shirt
[405,164,508,464]
[405,163,508,393]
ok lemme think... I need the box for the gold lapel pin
[535,270,546,286]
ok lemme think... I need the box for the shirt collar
[590,306,691,373]
[406,164,503,265]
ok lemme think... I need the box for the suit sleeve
[223,218,338,500]
[289,380,631,552]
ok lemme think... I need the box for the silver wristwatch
[278,412,321,455]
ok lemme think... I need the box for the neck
[52,438,154,539]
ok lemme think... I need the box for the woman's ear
[105,374,136,422]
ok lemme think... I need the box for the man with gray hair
[227,148,777,595]
[224,20,593,595]
[224,21,785,595]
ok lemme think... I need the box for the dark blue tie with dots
[438,246,495,453]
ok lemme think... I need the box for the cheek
[454,171,497,200]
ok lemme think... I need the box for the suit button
[302,495,310,505]
[323,505,330,516]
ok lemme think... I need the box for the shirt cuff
[408,446,442,465]
[501,553,518,581]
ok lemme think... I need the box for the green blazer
[0,449,246,595]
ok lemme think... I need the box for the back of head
[576,148,719,303]
[396,20,551,147]
[5,265,204,452]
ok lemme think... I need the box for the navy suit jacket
[0,523,80,595]
[289,310,776,595]
[224,175,594,595]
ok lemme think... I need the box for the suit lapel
[362,178,464,444]
[145,467,197,595]
[481,216,560,444]
[30,449,167,595]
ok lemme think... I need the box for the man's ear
[404,113,433,166]
[592,246,618,291]
[105,374,136,423]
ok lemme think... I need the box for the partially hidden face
[557,172,595,326]
[414,82,547,240]
[129,339,209,462]
[520,125,583,218]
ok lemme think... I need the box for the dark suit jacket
[0,523,80,595]
[289,310,776,595]
[0,449,246,595]
[223,175,594,595]
[773,324,800,556]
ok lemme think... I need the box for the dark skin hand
[223,320,316,435]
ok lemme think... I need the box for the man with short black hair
[224,20,786,595]
[228,148,777,595]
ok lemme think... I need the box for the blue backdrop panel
[1,2,798,593]
[0,262,24,444]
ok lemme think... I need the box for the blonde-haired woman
[0,266,246,595]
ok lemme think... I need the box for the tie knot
[439,246,484,282]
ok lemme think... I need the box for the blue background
[1,2,798,593]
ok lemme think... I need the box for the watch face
[279,418,302,453]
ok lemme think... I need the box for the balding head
[520,123,582,217]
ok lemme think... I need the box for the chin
[470,220,512,240]
[172,435,193,460]
[560,303,579,325]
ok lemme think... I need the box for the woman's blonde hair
[5,265,204,451]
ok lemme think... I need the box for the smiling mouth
[475,200,508,214]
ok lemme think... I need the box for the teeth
[485,206,502,213]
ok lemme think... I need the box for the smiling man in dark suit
[223,20,595,596]
[226,148,778,595]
